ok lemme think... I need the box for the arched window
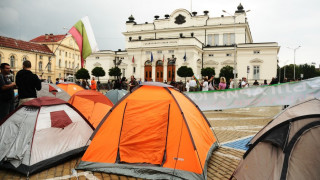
[145,60,152,66]
[10,55,15,67]
[59,59,61,68]
[156,60,163,66]
[39,61,43,71]
[22,57,27,62]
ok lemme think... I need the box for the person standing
[16,60,41,106]
[241,77,249,88]
[129,75,138,92]
[217,77,227,90]
[0,63,16,120]
[201,77,209,91]
[229,78,234,89]
[90,77,97,91]
[189,77,197,92]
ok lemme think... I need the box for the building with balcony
[86,4,279,84]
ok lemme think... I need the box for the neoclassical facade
[86,4,279,83]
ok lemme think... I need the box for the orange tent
[68,90,113,128]
[76,82,218,179]
[57,83,84,96]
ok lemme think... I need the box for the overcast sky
[1,0,319,67]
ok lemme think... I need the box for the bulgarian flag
[69,16,99,68]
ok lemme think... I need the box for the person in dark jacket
[0,63,16,120]
[16,60,41,106]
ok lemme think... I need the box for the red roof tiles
[0,36,53,55]
[30,34,66,43]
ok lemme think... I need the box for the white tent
[0,97,94,175]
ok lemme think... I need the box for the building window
[168,50,174,54]
[22,57,27,62]
[207,34,219,46]
[40,55,43,59]
[146,51,151,54]
[226,53,232,57]
[253,65,260,79]
[208,54,214,57]
[254,50,261,54]
[72,62,75,69]
[69,62,71,68]
[39,61,43,71]
[48,76,51,83]
[157,50,162,54]
[65,61,67,68]
[122,68,126,77]
[133,67,136,73]
[59,73,61,78]
[48,63,51,71]
[96,56,100,59]
[59,59,61,68]
[223,33,235,45]
[65,52,67,57]
[10,55,15,67]
[214,34,219,46]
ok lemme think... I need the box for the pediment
[93,62,101,67]
[221,60,234,65]
[250,58,263,63]
[204,60,219,65]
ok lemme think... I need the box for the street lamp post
[222,9,250,88]
[287,46,301,80]
[167,55,176,82]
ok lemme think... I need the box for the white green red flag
[69,16,99,68]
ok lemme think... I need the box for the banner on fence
[185,77,320,111]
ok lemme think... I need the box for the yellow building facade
[30,34,81,82]
[0,36,54,82]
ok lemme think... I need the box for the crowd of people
[184,76,292,92]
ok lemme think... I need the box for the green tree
[219,65,234,83]
[177,66,194,83]
[91,67,106,81]
[201,67,215,78]
[75,68,90,80]
[279,63,319,82]
[108,67,122,79]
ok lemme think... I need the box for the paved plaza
[0,106,282,180]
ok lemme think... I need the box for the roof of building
[0,36,54,55]
[30,34,66,43]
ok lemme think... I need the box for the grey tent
[105,89,128,104]
[37,82,70,102]
[232,98,320,180]
[0,97,94,175]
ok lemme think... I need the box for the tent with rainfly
[0,97,94,175]
[68,90,113,128]
[57,82,84,96]
[37,82,70,102]
[76,82,218,180]
[231,98,320,180]
[105,89,128,104]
